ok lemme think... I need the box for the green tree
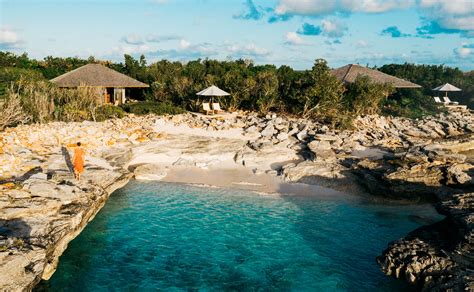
[254,70,279,113]
[123,54,141,79]
[344,75,395,116]
[40,56,89,79]
[300,59,345,120]
[0,67,44,97]
[222,69,253,111]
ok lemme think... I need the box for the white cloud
[419,0,472,15]
[342,0,414,13]
[419,0,474,31]
[122,33,181,45]
[275,0,337,15]
[285,32,308,45]
[149,41,218,59]
[122,34,144,45]
[179,39,191,49]
[146,34,180,42]
[454,45,472,58]
[356,40,369,48]
[110,44,152,55]
[275,0,413,15]
[321,19,347,38]
[0,28,18,43]
[0,26,22,49]
[226,43,270,57]
[272,0,473,37]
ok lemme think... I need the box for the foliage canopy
[2,51,472,129]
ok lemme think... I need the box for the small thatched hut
[331,64,421,88]
[50,64,149,105]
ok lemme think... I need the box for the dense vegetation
[121,101,185,116]
[378,63,474,118]
[0,76,125,130]
[1,51,472,130]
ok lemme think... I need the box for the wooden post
[103,87,107,104]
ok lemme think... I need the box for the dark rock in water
[377,192,474,291]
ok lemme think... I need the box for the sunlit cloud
[0,26,22,49]
[454,43,473,58]
[321,19,347,38]
[284,32,309,45]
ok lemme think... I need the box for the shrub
[343,76,395,116]
[2,78,105,124]
[254,70,279,113]
[382,89,440,119]
[14,78,56,123]
[95,105,126,121]
[297,59,346,126]
[0,67,44,97]
[121,101,185,115]
[58,85,103,121]
[0,85,29,130]
[61,104,90,122]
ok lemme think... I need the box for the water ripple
[37,181,441,291]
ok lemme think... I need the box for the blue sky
[1,0,473,70]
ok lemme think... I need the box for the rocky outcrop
[0,155,132,291]
[0,118,155,291]
[353,146,474,201]
[377,192,474,291]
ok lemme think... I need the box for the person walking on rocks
[73,142,85,181]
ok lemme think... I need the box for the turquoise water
[38,181,441,291]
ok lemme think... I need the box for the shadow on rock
[0,167,43,185]
[61,147,74,174]
[0,219,32,251]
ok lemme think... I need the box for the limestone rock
[276,132,289,141]
[377,192,474,291]
[134,164,168,180]
[308,140,331,151]
[446,164,473,185]
[261,124,275,137]
[296,130,308,141]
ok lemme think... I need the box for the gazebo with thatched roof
[331,64,421,88]
[50,63,149,105]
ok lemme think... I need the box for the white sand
[160,165,357,200]
[129,117,359,199]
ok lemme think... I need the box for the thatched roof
[50,64,149,88]
[331,64,421,88]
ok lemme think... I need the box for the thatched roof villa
[50,64,149,105]
[332,64,421,88]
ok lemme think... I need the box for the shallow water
[38,181,442,291]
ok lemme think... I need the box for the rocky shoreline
[1,109,473,290]
[377,192,473,291]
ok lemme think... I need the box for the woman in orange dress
[73,142,85,180]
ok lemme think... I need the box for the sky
[0,0,473,70]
